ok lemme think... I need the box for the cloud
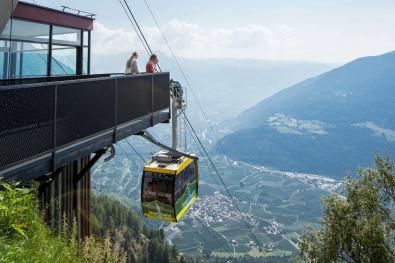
[91,20,294,60]
[91,22,140,55]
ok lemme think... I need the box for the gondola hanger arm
[138,131,198,161]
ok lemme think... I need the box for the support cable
[140,0,238,202]
[111,143,143,197]
[177,122,230,254]
[120,140,233,258]
[142,0,232,172]
[121,138,232,258]
[119,0,263,252]
[123,0,153,54]
[182,112,264,251]
[185,120,224,193]
[140,131,198,161]
[140,0,263,252]
[118,0,151,56]
[123,0,162,71]
[194,216,234,258]
[124,138,147,163]
[141,0,186,83]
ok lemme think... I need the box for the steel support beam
[73,148,106,185]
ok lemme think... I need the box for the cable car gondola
[141,151,198,222]
[140,80,198,222]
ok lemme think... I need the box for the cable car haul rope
[117,0,264,252]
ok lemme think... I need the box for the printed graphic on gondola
[142,157,199,222]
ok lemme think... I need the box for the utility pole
[171,93,178,150]
[170,80,185,151]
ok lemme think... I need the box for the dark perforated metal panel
[0,85,55,168]
[0,73,170,178]
[117,75,153,125]
[56,79,115,146]
[153,73,170,112]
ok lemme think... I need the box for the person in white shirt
[124,52,139,75]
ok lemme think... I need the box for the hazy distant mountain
[93,52,332,122]
[217,51,395,178]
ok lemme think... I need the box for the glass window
[0,20,50,79]
[180,170,187,195]
[142,172,173,206]
[180,163,196,196]
[0,19,49,43]
[16,42,48,78]
[0,40,6,79]
[0,40,48,79]
[52,26,81,46]
[143,172,159,203]
[187,163,196,184]
[175,174,182,201]
[51,45,76,75]
[83,31,89,46]
[83,47,89,74]
[157,174,173,206]
[0,55,3,79]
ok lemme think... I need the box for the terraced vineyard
[93,142,340,259]
[167,157,339,259]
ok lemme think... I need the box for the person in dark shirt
[146,54,159,73]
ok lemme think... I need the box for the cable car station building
[0,1,170,238]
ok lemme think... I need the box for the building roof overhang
[13,1,94,30]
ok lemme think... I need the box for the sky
[31,0,395,64]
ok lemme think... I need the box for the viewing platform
[0,1,171,238]
[0,1,171,182]
[0,72,171,181]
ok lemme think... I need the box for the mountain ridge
[239,50,395,127]
[218,50,395,178]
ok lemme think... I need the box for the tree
[299,156,395,262]
[0,181,127,263]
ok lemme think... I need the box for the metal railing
[0,74,114,87]
[61,6,96,18]
[0,72,170,179]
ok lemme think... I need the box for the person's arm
[132,61,139,74]
[124,60,131,74]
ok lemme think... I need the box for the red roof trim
[13,2,94,31]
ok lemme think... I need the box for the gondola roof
[144,157,194,175]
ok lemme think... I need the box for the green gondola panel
[141,152,199,222]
